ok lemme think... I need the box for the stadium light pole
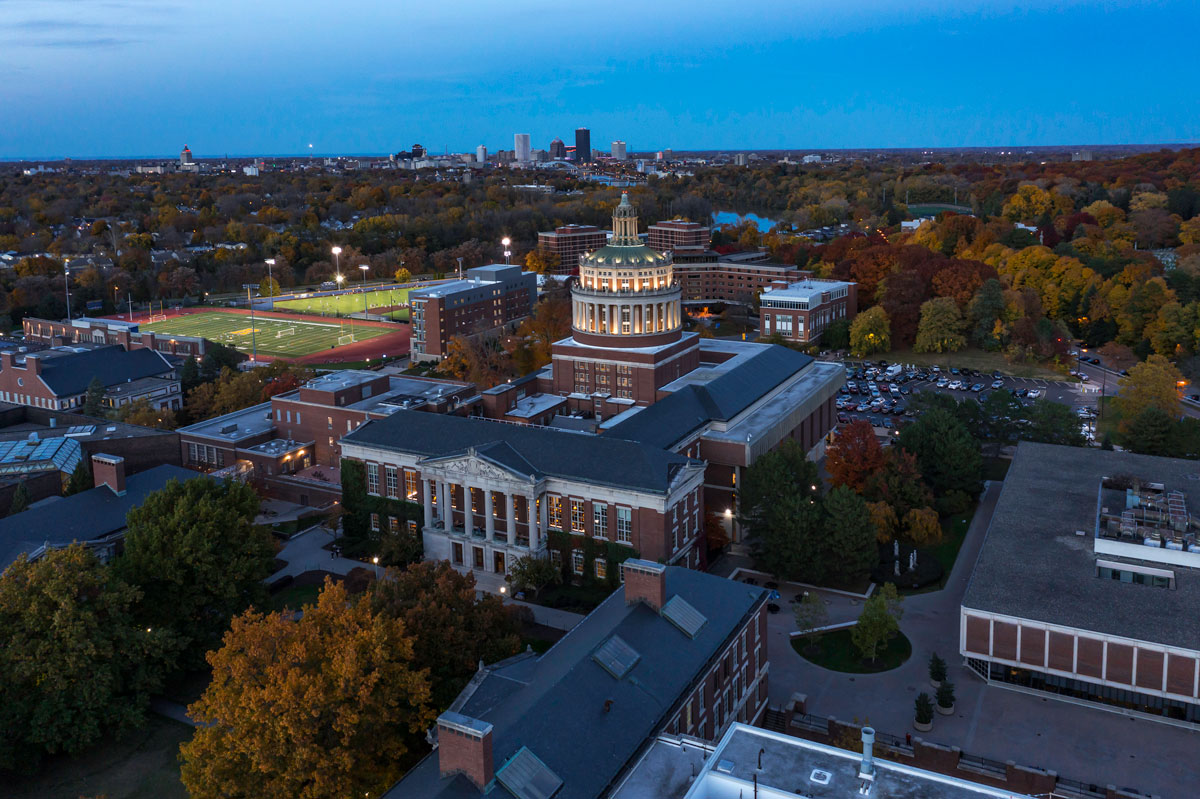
[265,258,275,296]
[359,265,370,316]
[331,246,342,282]
[501,237,511,265]
[64,263,72,321]
[243,283,258,365]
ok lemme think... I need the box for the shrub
[936,681,956,709]
[915,692,934,724]
[929,652,948,683]
[937,489,972,516]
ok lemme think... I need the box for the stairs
[762,708,787,733]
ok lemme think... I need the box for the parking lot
[836,360,1096,436]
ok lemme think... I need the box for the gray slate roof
[16,346,175,397]
[0,464,198,572]
[386,567,766,799]
[963,441,1200,650]
[342,411,698,494]
[605,345,814,449]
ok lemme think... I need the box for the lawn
[792,628,912,674]
[269,583,322,612]
[141,310,393,359]
[885,348,1069,380]
[276,287,412,321]
[529,582,617,614]
[905,203,973,217]
[8,714,191,799]
[929,505,975,580]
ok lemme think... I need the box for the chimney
[92,454,126,496]
[437,712,494,791]
[24,355,42,375]
[0,352,12,371]
[859,726,876,778]
[622,559,667,611]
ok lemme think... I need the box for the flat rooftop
[655,725,1035,799]
[760,279,852,303]
[177,401,275,441]
[964,441,1200,650]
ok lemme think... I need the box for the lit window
[404,470,417,500]
[593,502,608,538]
[595,558,607,579]
[370,513,380,532]
[549,496,563,529]
[572,549,584,575]
[367,463,380,495]
[570,500,585,533]
[385,466,398,498]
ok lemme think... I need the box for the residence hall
[385,560,769,799]
[0,344,181,412]
[962,441,1200,727]
[22,315,211,360]
[408,264,537,362]
[758,277,857,345]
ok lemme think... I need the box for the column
[437,479,448,524]
[423,480,434,528]
[538,493,548,549]
[528,493,541,551]
[485,490,495,541]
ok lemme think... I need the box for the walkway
[765,481,1199,797]
[452,563,585,632]
[268,525,369,581]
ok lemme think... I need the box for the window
[570,500,585,533]
[616,507,632,544]
[389,516,400,534]
[595,558,607,579]
[327,416,333,430]
[370,512,380,532]
[551,550,562,568]
[549,496,563,529]
[1097,564,1173,588]
[385,466,398,498]
[571,549,584,575]
[405,470,417,500]
[593,502,608,538]
[367,463,380,495]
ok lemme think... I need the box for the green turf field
[140,311,392,359]
[274,287,411,321]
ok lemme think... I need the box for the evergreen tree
[897,409,982,499]
[179,356,200,392]
[1125,406,1174,456]
[820,486,878,584]
[82,376,107,418]
[8,481,30,515]
[64,459,92,496]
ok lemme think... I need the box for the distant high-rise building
[411,144,426,158]
[549,137,566,159]
[574,127,591,163]
[180,145,193,167]
[656,148,673,161]
[476,145,488,163]
[514,134,532,162]
[734,153,748,166]
[531,149,549,162]
[611,141,627,160]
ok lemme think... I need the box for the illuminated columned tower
[571,193,682,346]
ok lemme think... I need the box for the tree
[1097,342,1137,373]
[849,306,891,357]
[822,317,851,350]
[738,440,824,579]
[179,356,201,392]
[258,276,280,297]
[63,458,91,496]
[180,580,433,799]
[508,554,560,599]
[914,297,966,353]
[0,546,173,771]
[1023,400,1086,447]
[394,266,412,284]
[863,449,933,519]
[1125,407,1175,455]
[368,561,522,708]
[825,420,887,492]
[850,583,902,662]
[902,507,942,547]
[820,486,879,585]
[7,481,30,515]
[1115,355,1184,432]
[82,376,107,417]
[915,693,935,725]
[113,477,274,667]
[867,500,899,544]
[793,591,829,649]
[936,681,956,710]
[896,409,982,499]
[118,398,178,429]
[928,652,948,683]
[753,492,826,582]
[523,248,557,275]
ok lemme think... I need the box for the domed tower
[571,193,683,348]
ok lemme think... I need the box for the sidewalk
[453,563,584,631]
[268,526,373,581]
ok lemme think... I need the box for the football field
[140,311,393,359]
[274,287,411,321]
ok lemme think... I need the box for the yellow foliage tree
[867,500,898,544]
[1115,354,1184,432]
[180,579,434,799]
[849,306,891,357]
[903,507,942,547]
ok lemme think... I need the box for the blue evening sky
[0,0,1196,158]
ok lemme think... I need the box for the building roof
[760,278,853,304]
[342,411,698,494]
[386,566,766,799]
[0,463,198,572]
[581,244,670,269]
[605,345,815,449]
[17,346,175,397]
[177,401,275,442]
[0,435,82,477]
[963,441,1200,651]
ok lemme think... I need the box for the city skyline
[1,0,1197,158]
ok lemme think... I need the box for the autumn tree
[867,500,899,544]
[914,297,966,353]
[902,507,942,547]
[826,419,886,492]
[508,554,560,600]
[118,398,178,429]
[258,276,281,297]
[368,561,522,708]
[849,306,891,357]
[1097,342,1137,373]
[113,477,274,667]
[863,449,934,519]
[0,546,173,771]
[523,247,557,274]
[1115,354,1184,433]
[394,266,412,284]
[181,580,434,799]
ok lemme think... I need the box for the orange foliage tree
[826,420,887,492]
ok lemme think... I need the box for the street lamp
[63,263,72,321]
[502,237,511,265]
[372,556,380,579]
[331,246,342,281]
[359,265,370,316]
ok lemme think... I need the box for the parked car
[1014,388,1028,397]
[1028,389,1043,399]
[991,379,1004,389]
[1080,374,1090,382]
[935,377,948,387]
[971,383,985,392]
[837,412,850,424]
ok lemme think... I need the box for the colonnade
[571,298,680,335]
[421,476,547,552]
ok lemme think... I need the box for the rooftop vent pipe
[859,726,875,778]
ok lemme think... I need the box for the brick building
[23,316,211,359]
[385,560,768,798]
[646,219,710,254]
[671,251,799,306]
[962,442,1200,727]
[340,411,707,574]
[176,370,475,505]
[409,264,537,362]
[536,224,609,275]
[0,345,181,412]
[758,277,857,344]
